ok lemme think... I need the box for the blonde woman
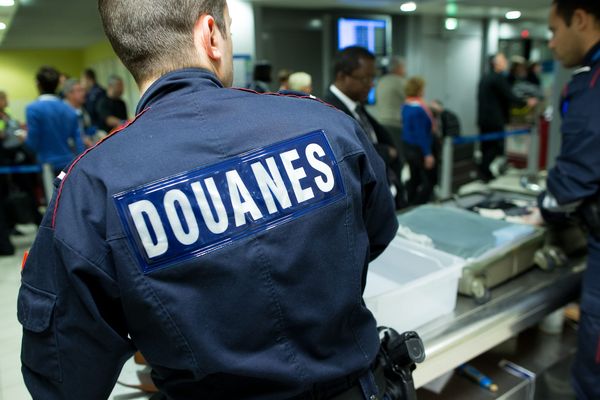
[402,76,436,205]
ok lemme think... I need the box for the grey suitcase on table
[396,204,548,303]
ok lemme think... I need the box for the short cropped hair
[333,46,375,77]
[98,0,227,84]
[36,66,60,94]
[405,76,425,97]
[553,0,600,26]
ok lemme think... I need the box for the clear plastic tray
[364,236,464,333]
[395,205,536,260]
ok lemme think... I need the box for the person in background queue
[324,46,406,209]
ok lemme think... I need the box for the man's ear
[193,14,224,61]
[571,9,589,32]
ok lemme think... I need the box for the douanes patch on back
[114,130,345,274]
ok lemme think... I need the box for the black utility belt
[581,193,600,241]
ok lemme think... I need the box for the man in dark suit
[477,53,537,181]
[324,46,405,209]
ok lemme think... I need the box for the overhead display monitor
[338,17,387,55]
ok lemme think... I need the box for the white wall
[405,16,483,137]
[229,0,256,57]
[228,0,255,87]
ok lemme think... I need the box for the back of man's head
[253,63,272,83]
[83,69,97,83]
[333,46,375,79]
[36,66,60,95]
[553,0,600,26]
[98,0,227,85]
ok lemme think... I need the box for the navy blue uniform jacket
[17,69,398,399]
[546,42,600,313]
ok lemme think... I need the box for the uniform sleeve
[18,176,135,399]
[547,109,600,205]
[25,106,41,152]
[353,121,399,260]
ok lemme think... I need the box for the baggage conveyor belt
[412,259,584,388]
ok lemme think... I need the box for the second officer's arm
[542,100,600,223]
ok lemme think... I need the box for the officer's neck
[139,79,155,98]
[582,33,600,63]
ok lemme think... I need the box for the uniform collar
[584,40,600,66]
[136,68,223,114]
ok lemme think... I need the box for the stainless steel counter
[413,260,584,388]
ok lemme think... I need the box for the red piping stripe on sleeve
[51,107,151,228]
[591,67,600,89]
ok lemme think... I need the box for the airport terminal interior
[0,0,597,399]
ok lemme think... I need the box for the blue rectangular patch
[114,130,345,274]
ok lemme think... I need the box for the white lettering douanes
[128,200,169,258]
[128,142,336,260]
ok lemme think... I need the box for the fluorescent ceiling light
[400,2,417,12]
[505,10,522,20]
[0,22,6,30]
[0,0,15,6]
[445,18,458,31]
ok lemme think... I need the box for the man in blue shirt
[24,66,84,173]
[541,1,600,398]
[18,1,397,399]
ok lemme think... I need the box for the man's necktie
[355,104,379,144]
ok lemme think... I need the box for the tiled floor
[0,225,151,400]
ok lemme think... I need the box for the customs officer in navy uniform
[17,0,397,399]
[541,1,600,399]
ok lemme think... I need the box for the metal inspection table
[412,260,584,389]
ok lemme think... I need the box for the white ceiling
[0,0,552,49]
